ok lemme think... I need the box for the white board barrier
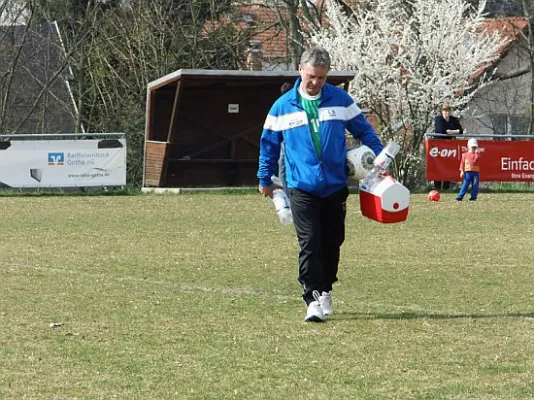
[0,139,126,188]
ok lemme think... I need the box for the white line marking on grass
[3,263,465,315]
[4,263,298,301]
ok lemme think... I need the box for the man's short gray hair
[300,45,331,69]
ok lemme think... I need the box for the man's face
[298,64,328,96]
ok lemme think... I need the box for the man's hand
[258,184,280,199]
[460,171,464,178]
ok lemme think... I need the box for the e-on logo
[428,147,458,158]
[48,152,65,166]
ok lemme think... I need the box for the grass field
[1,192,533,399]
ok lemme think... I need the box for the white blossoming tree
[307,0,507,186]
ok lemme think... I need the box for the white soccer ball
[346,145,375,180]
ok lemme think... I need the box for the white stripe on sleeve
[263,111,308,131]
[318,103,362,122]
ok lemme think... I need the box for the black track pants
[289,186,348,305]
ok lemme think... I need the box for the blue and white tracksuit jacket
[257,79,384,198]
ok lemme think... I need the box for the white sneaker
[319,291,333,315]
[304,290,324,322]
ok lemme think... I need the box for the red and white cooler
[359,176,410,223]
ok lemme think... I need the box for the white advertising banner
[0,139,126,188]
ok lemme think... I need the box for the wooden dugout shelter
[143,69,356,188]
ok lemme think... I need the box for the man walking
[257,45,384,322]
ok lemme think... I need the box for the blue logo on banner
[48,152,65,166]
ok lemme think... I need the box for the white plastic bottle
[271,176,293,226]
[361,141,400,191]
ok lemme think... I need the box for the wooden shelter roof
[147,69,356,91]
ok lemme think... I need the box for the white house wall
[463,41,532,135]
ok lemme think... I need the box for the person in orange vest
[456,138,481,202]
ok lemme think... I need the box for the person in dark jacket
[434,104,463,190]
[257,45,384,322]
